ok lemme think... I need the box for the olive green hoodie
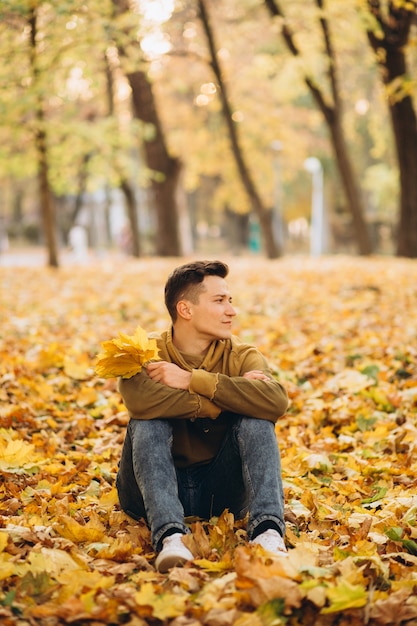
[118,328,288,467]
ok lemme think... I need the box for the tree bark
[112,0,182,257]
[198,0,281,259]
[126,70,182,256]
[104,53,141,257]
[265,0,373,255]
[120,179,141,257]
[29,8,59,268]
[366,2,417,258]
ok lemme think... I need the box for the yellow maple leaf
[194,558,233,572]
[64,355,93,381]
[99,487,119,508]
[0,437,42,470]
[0,532,8,553]
[56,569,115,596]
[16,547,85,579]
[36,343,65,370]
[95,325,160,379]
[75,386,98,407]
[321,580,368,613]
[55,513,106,543]
[93,536,140,560]
[0,553,15,581]
[134,582,188,620]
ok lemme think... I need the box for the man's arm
[191,373,288,422]
[189,348,288,422]
[146,361,191,389]
[144,351,288,423]
[118,369,220,421]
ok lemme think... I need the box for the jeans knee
[129,418,173,447]
[237,416,275,437]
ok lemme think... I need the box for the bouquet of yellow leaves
[95,325,160,379]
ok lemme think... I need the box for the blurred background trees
[0,0,416,266]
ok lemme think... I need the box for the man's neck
[171,326,211,357]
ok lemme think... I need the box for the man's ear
[176,300,192,320]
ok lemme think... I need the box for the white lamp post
[304,156,324,257]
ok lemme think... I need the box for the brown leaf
[369,588,417,624]
[234,546,302,609]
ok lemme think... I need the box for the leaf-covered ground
[1,255,417,626]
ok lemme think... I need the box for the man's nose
[226,303,237,316]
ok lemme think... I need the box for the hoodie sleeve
[118,370,221,420]
[188,347,288,423]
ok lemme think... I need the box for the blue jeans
[116,415,285,550]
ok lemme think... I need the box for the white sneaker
[250,529,288,556]
[155,533,194,573]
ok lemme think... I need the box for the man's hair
[164,260,229,322]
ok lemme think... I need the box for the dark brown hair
[164,260,229,322]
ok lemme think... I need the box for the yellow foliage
[95,325,160,379]
[193,558,233,572]
[321,580,368,613]
[0,434,43,470]
[55,513,106,543]
[93,536,140,560]
[56,569,115,598]
[64,355,93,381]
[0,532,8,552]
[0,553,15,581]
[134,582,188,620]
[16,547,86,578]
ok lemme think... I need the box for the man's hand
[146,361,192,390]
[243,369,272,382]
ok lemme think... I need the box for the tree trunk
[104,53,141,257]
[126,70,182,256]
[36,128,59,267]
[265,0,373,255]
[71,153,92,227]
[112,0,182,257]
[326,112,373,256]
[29,8,59,267]
[366,2,417,258]
[389,68,417,257]
[12,187,24,237]
[120,179,141,257]
[198,0,281,259]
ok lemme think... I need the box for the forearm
[189,370,288,422]
[118,373,220,420]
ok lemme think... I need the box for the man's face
[187,275,236,341]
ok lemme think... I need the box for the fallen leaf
[134,581,188,620]
[321,580,368,613]
[55,513,106,543]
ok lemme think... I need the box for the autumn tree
[264,0,373,255]
[0,2,99,264]
[0,0,153,264]
[112,0,184,257]
[198,0,282,258]
[363,0,417,258]
[29,6,60,267]
[7,2,60,267]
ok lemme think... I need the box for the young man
[116,260,288,572]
